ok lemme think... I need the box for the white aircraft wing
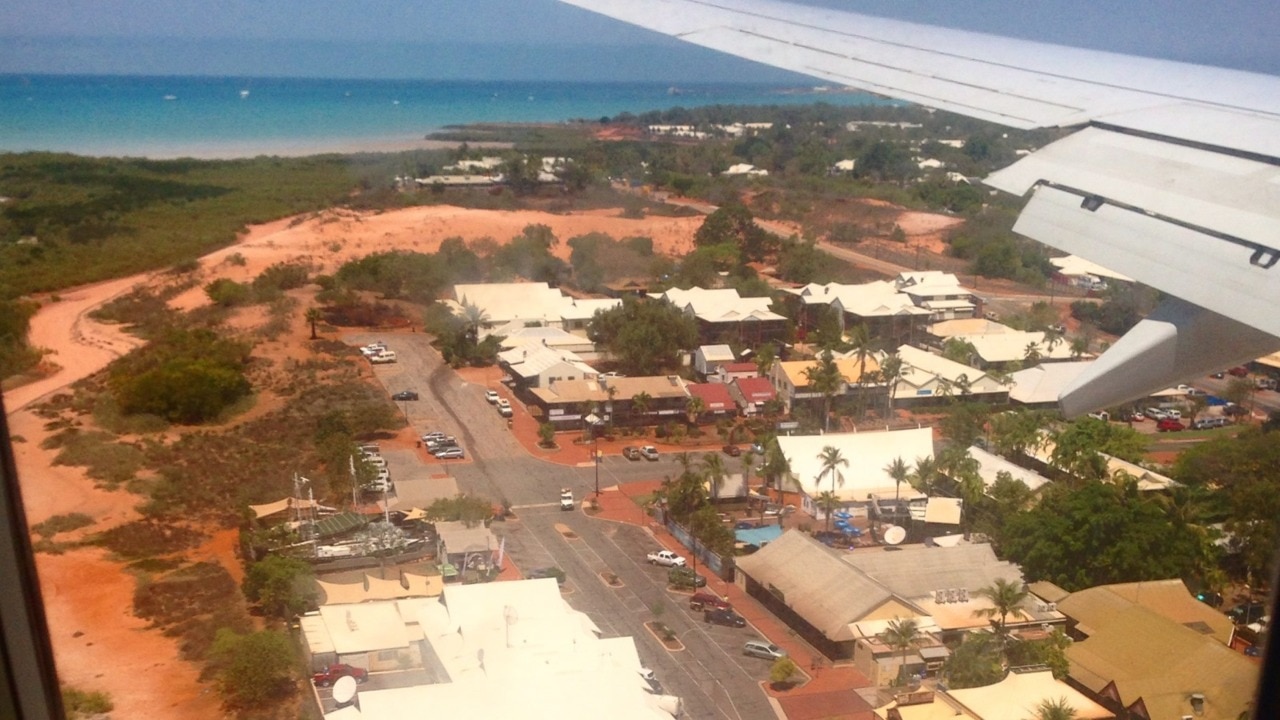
[560,0,1280,416]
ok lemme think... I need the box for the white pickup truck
[646,550,686,567]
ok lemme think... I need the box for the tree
[761,439,792,492]
[630,391,652,425]
[885,456,909,502]
[304,306,323,339]
[208,629,295,707]
[816,445,848,531]
[1032,697,1078,720]
[702,452,728,501]
[845,323,873,386]
[686,395,706,425]
[538,422,556,447]
[972,578,1029,658]
[909,455,940,496]
[769,657,799,687]
[942,338,978,365]
[426,494,496,528]
[943,633,1005,689]
[589,297,698,376]
[804,350,845,432]
[1000,482,1204,591]
[1023,341,1043,365]
[242,555,315,619]
[989,409,1049,459]
[754,342,778,378]
[879,354,906,417]
[881,617,922,684]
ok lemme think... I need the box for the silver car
[742,640,787,660]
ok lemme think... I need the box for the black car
[704,608,746,628]
[392,390,420,401]
[1228,601,1268,625]
[722,444,741,457]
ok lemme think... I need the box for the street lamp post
[594,435,601,498]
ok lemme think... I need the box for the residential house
[728,376,777,416]
[770,357,880,414]
[709,361,758,384]
[693,344,736,379]
[890,345,1009,404]
[785,281,931,345]
[879,669,1111,720]
[957,331,1077,370]
[529,375,691,428]
[895,272,977,320]
[499,326,598,359]
[660,287,788,346]
[1008,361,1094,408]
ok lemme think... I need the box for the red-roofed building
[687,382,737,421]
[710,361,759,384]
[729,377,777,416]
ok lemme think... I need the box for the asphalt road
[352,334,777,720]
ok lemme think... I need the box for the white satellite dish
[332,675,358,705]
[883,525,907,546]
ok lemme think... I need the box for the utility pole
[594,435,601,498]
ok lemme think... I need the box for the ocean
[0,74,886,159]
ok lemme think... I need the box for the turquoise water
[0,74,885,158]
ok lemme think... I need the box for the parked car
[497,398,513,417]
[704,608,746,628]
[359,343,386,357]
[646,550,685,567]
[1211,370,1226,379]
[421,431,447,442]
[364,455,387,469]
[1087,411,1110,422]
[485,390,500,404]
[722,444,742,457]
[312,663,368,687]
[527,567,566,585]
[743,640,787,660]
[370,351,397,364]
[668,566,706,589]
[622,446,641,461]
[1165,409,1183,420]
[1223,404,1250,417]
[434,446,465,459]
[638,668,661,694]
[1157,418,1186,432]
[689,592,732,612]
[1228,601,1269,625]
[391,390,419,401]
[1192,416,1227,430]
[1144,407,1169,421]
[1228,366,1250,377]
[559,488,574,511]
[639,445,659,461]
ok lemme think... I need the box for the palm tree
[881,617,922,685]
[909,455,939,496]
[630,391,652,427]
[460,299,489,345]
[1023,341,1043,365]
[846,323,873,384]
[879,355,906,419]
[304,307,323,339]
[885,456,909,502]
[1069,336,1089,359]
[701,452,728,502]
[804,350,845,432]
[685,395,705,425]
[973,578,1030,658]
[816,490,841,527]
[1032,697,1078,720]
[740,449,757,488]
[761,440,792,493]
[754,342,777,378]
[816,445,848,531]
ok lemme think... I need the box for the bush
[243,554,315,619]
[769,657,799,686]
[62,686,113,718]
[208,629,296,708]
[204,278,253,307]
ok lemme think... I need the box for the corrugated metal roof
[842,543,1022,601]
[734,530,892,640]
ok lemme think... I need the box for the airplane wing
[559,0,1280,416]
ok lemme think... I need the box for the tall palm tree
[816,490,841,528]
[881,617,922,685]
[885,456,909,502]
[816,445,848,531]
[973,578,1030,658]
[909,455,939,496]
[460,299,489,345]
[1023,341,1043,365]
[685,395,705,425]
[846,323,873,384]
[740,449,757,488]
[701,452,728,502]
[630,391,652,427]
[879,355,906,418]
[304,307,323,339]
[1032,697,1078,720]
[804,350,845,432]
[761,440,792,493]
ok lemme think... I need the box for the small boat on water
[239,89,250,98]
[163,94,177,101]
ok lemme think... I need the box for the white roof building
[660,287,785,325]
[314,579,679,720]
[722,163,769,176]
[787,281,932,323]
[498,344,598,388]
[498,326,598,356]
[892,345,1008,401]
[1009,361,1095,406]
[694,344,736,377]
[450,283,620,338]
[967,445,1052,493]
[894,272,976,319]
[944,669,1113,720]
[1050,254,1133,282]
[776,427,934,503]
[962,331,1077,367]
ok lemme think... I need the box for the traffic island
[599,571,624,588]
[643,621,685,652]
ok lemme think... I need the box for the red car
[312,663,368,687]
[689,592,732,612]
[1157,418,1186,432]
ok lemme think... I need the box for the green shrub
[61,686,113,718]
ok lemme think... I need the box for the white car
[370,351,397,364]
[497,398,513,417]
[647,550,685,567]
[364,455,387,469]
[639,445,659,461]
[434,446,465,459]
[485,390,500,404]
[559,488,574,511]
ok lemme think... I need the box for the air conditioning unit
[1046,602,1057,611]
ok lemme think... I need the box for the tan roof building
[945,669,1113,720]
[1057,581,1257,720]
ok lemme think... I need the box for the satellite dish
[332,675,358,705]
[883,525,907,546]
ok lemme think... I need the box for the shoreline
[1,135,514,160]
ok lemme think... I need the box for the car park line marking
[511,502,563,510]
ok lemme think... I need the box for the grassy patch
[90,520,204,559]
[133,561,252,662]
[47,428,147,488]
[31,512,95,538]
[61,686,114,718]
